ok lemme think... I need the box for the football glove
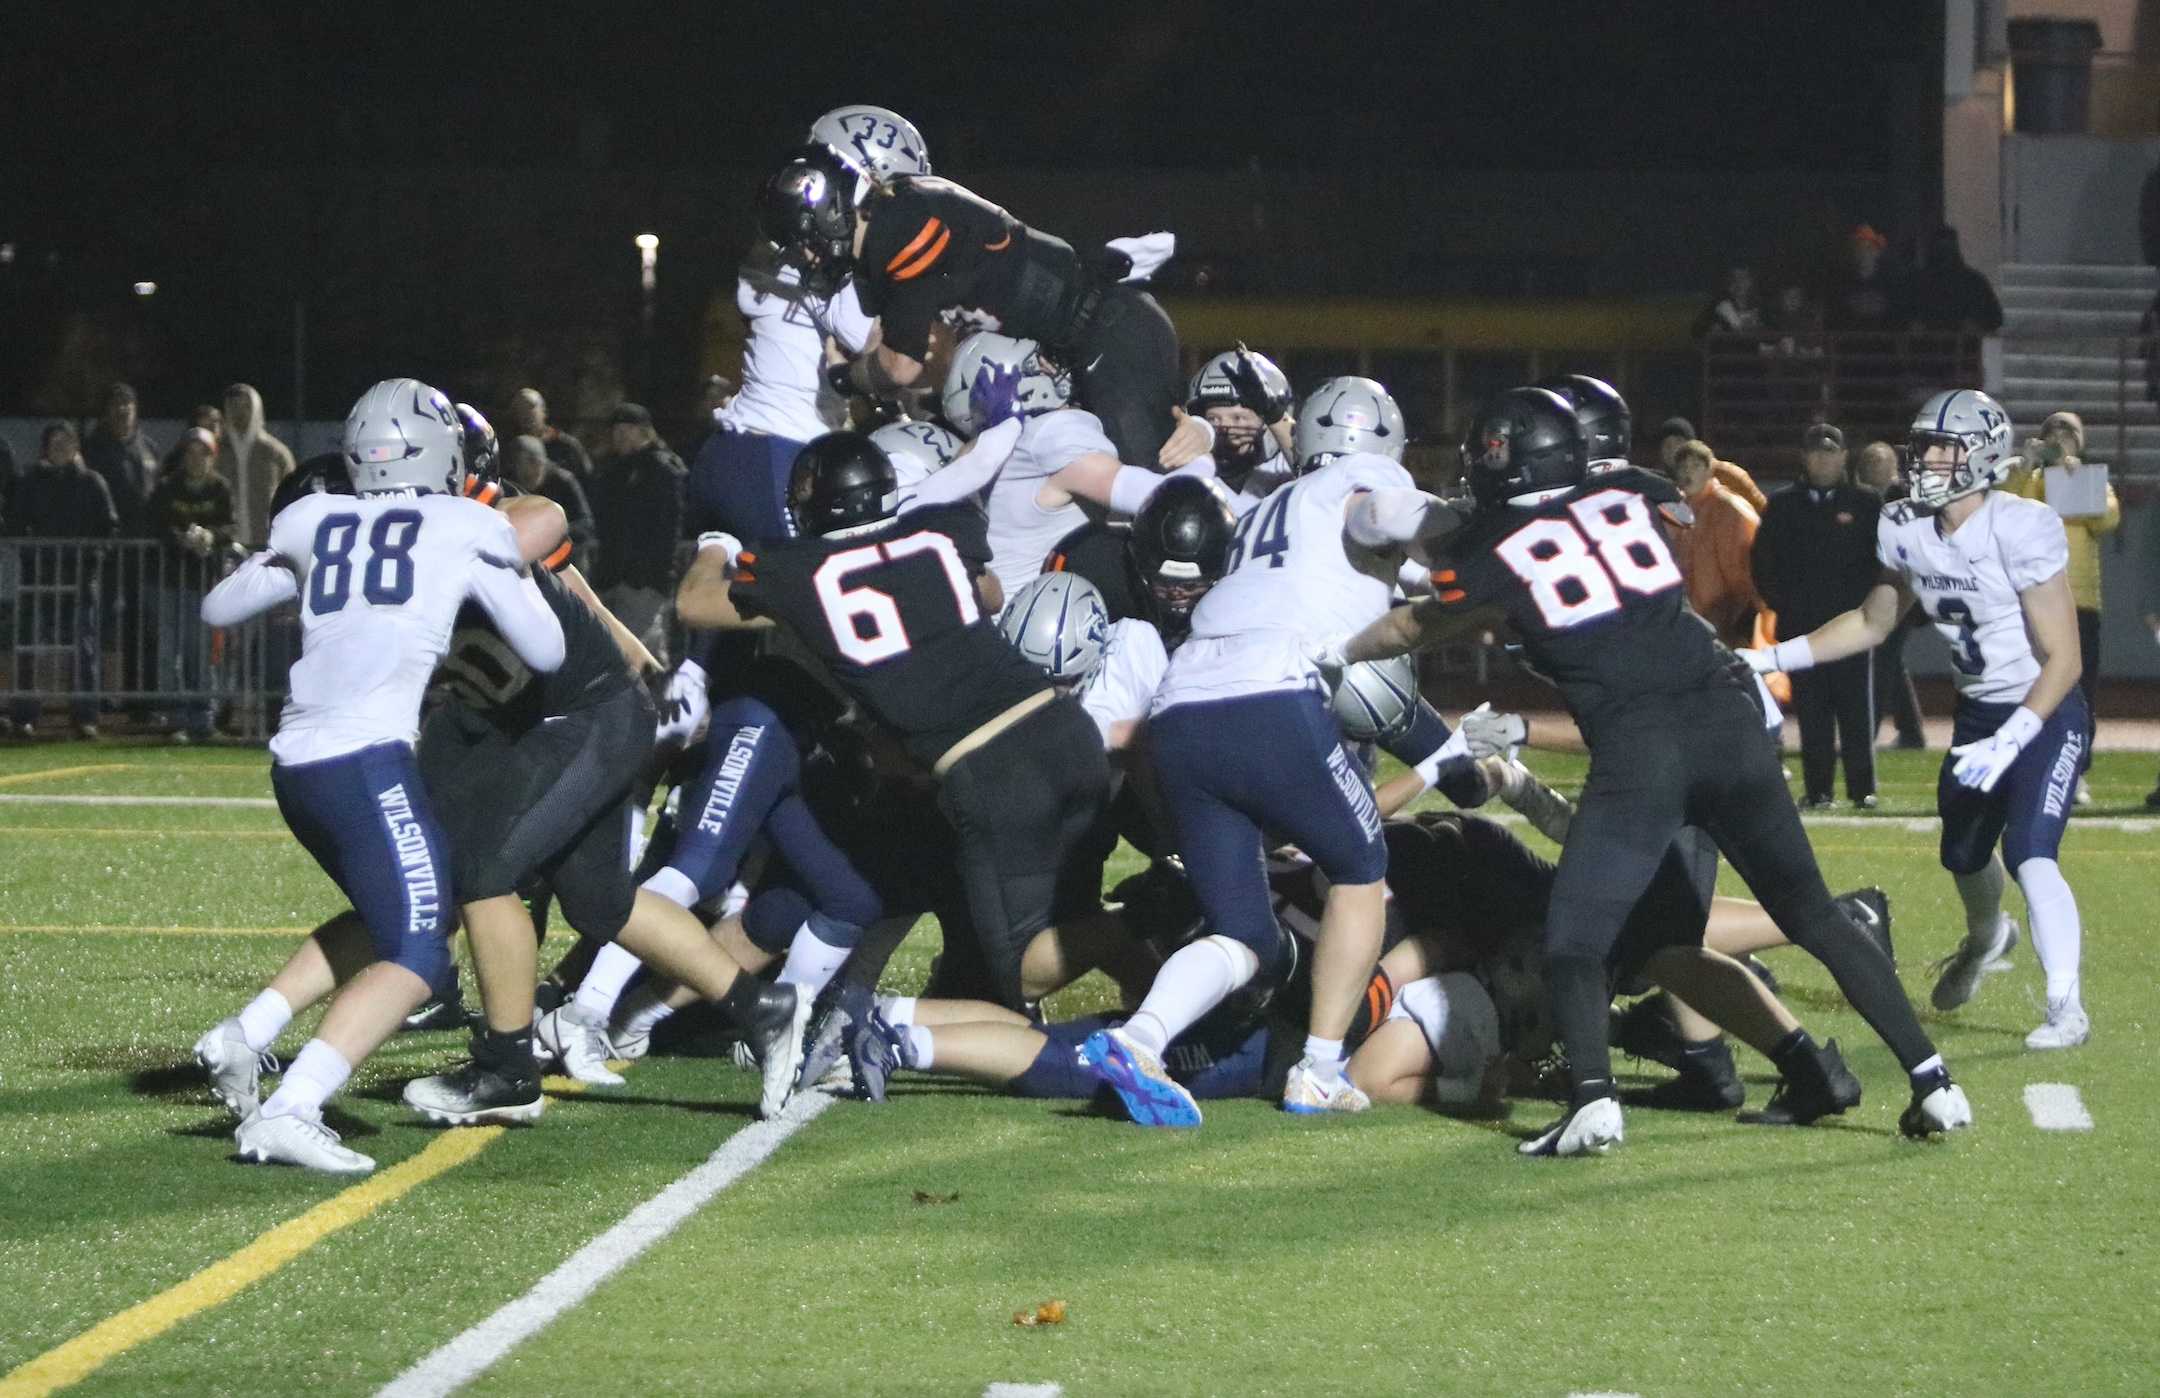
[1948,705,2043,794]
[1225,343,1291,425]
[1739,638,1815,675]
[970,357,1028,430]
[1306,634,1350,679]
[1458,701,1527,760]
[655,660,710,748]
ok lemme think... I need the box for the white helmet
[343,378,465,495]
[869,418,964,491]
[1187,347,1291,414]
[1905,388,2019,511]
[1292,376,1405,470]
[1330,654,1419,743]
[941,332,1072,437]
[999,572,1110,685]
[807,106,931,193]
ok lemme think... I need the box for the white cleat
[608,1027,652,1063]
[534,1006,626,1086]
[193,1018,274,1117]
[235,1108,375,1174]
[1280,1057,1371,1115]
[1982,917,2020,973]
[1519,1095,1625,1157]
[756,991,815,1121]
[2024,998,2090,1051]
[1929,916,2016,1012]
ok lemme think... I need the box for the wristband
[1771,637,1815,673]
[1998,705,2044,751]
[1413,726,1472,787]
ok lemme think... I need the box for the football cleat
[607,1026,652,1063]
[1281,1057,1371,1116]
[194,1019,277,1117]
[1080,1027,1203,1128]
[1899,1067,1974,1138]
[1929,915,2017,1011]
[1519,1093,1625,1157]
[797,980,873,1094]
[1611,995,1690,1072]
[1834,886,1895,965]
[740,981,812,1120]
[402,1061,545,1126]
[1627,1039,1744,1113]
[1983,918,2021,973]
[534,1006,625,1086]
[235,1108,375,1174]
[401,995,472,1033]
[847,1010,907,1105]
[1744,1038,1862,1126]
[2024,997,2090,1051]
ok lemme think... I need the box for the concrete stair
[1998,262,2158,472]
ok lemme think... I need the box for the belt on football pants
[932,688,1055,780]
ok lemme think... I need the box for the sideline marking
[0,764,133,788]
[0,827,288,840]
[0,794,276,809]
[0,1127,503,1398]
[2023,1083,2094,1132]
[378,1090,836,1397]
[1,924,309,938]
[985,1385,1065,1397]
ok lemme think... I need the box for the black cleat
[1611,995,1690,1073]
[1628,1039,1744,1112]
[402,1060,544,1125]
[1833,886,1895,966]
[402,995,474,1034]
[734,981,811,1120]
[1745,1038,1862,1126]
[796,980,871,1094]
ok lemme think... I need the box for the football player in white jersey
[191,379,566,1172]
[1188,346,1298,515]
[1080,376,1463,1126]
[1744,389,2092,1049]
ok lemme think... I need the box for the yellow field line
[0,1127,504,1398]
[0,765,134,789]
[0,924,312,938]
[0,828,289,840]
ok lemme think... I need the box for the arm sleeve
[1346,487,1450,548]
[201,551,299,625]
[1105,457,1217,516]
[468,562,567,673]
[899,417,1021,512]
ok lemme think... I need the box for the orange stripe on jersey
[736,550,758,568]
[886,218,944,274]
[1440,588,1467,603]
[465,478,502,505]
[542,540,573,573]
[1046,553,1068,572]
[891,227,950,281]
[1433,568,1457,584]
[983,230,1012,252]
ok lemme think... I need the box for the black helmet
[1463,387,1589,510]
[758,144,861,285]
[1130,475,1237,634]
[788,431,897,538]
[455,402,499,491]
[1536,373,1631,465]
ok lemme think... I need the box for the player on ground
[1326,384,1969,1156]
[1742,389,2091,1049]
[191,379,566,1173]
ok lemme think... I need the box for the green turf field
[3,740,2157,1397]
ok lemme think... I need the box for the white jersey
[717,270,875,443]
[266,493,530,765]
[1154,452,1413,713]
[1076,618,1168,745]
[1387,973,1502,1093]
[1225,447,1295,517]
[982,408,1119,597]
[1878,491,2068,705]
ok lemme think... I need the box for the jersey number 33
[1494,489,1682,629]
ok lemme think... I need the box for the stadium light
[635,232,658,294]
[133,281,158,297]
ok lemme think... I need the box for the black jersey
[436,564,630,731]
[730,503,1047,768]
[1429,467,1746,739]
[1044,519,1143,622]
[853,175,1083,360]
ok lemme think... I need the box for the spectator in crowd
[506,433,597,570]
[507,387,595,480]
[143,427,234,742]
[589,402,684,663]
[1823,224,1901,332]
[1653,417,1696,472]
[80,383,160,535]
[5,424,117,739]
[1692,265,1762,340]
[2011,411,2116,805]
[1667,439,1763,648]
[1855,440,1926,750]
[159,403,225,476]
[217,383,295,547]
[1752,422,1881,808]
[1907,225,2003,337]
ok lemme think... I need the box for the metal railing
[1699,331,1986,467]
[1,539,290,739]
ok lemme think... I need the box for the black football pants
[1071,286,1181,467]
[1792,653,1875,802]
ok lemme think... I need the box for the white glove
[1739,638,1815,675]
[1458,701,1527,760]
[1307,634,1350,679]
[696,531,744,569]
[655,659,710,747]
[1413,725,1473,788]
[1949,706,2043,794]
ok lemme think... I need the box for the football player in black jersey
[678,431,1112,1014]
[1043,473,1238,647]
[757,143,1188,470]
[1324,385,1971,1155]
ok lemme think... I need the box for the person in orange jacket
[1668,439,1764,648]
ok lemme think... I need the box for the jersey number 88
[1493,489,1682,629]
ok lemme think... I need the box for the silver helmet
[343,378,465,495]
[1330,654,1419,743]
[1905,388,2019,511]
[807,106,931,193]
[869,418,964,492]
[941,331,1072,437]
[999,572,1110,685]
[1187,347,1291,413]
[1292,376,1405,470]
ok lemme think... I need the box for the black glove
[1224,343,1290,425]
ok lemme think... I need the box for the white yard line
[376,1089,835,1398]
[2023,1083,2095,1132]
[984,1385,1065,1397]
[0,793,277,809]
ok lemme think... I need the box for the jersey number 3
[1493,489,1682,629]
[812,532,978,664]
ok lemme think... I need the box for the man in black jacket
[6,424,118,737]
[1752,423,1880,807]
[590,402,685,665]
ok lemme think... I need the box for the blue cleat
[847,1010,905,1104]
[1079,1027,1202,1128]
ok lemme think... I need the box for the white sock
[261,1039,350,1119]
[776,919,853,997]
[1121,935,1259,1058]
[1952,857,2006,943]
[616,985,679,1040]
[880,996,919,1027]
[2015,857,2083,1002]
[236,989,292,1052]
[573,942,647,1023]
[1302,1036,1347,1083]
[1909,1052,1944,1085]
[902,1025,935,1070]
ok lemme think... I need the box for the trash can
[2009,17,2103,134]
